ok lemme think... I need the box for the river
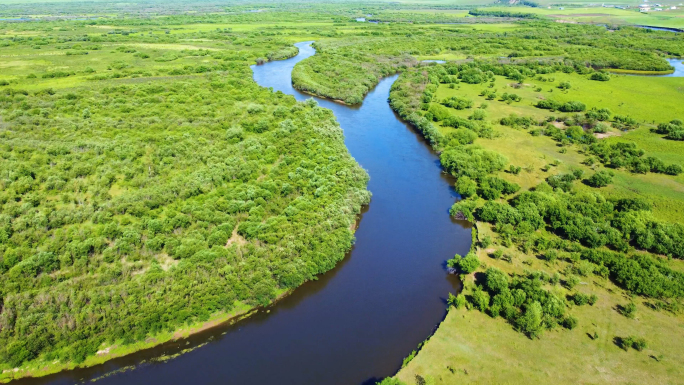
[660,58,684,77]
[18,42,471,385]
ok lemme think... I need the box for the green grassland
[397,238,684,384]
[2,1,684,382]
[482,5,684,29]
[384,58,684,384]
[431,71,684,222]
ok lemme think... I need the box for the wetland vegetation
[1,0,684,383]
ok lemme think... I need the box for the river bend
[19,42,471,385]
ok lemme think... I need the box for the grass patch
[396,223,684,384]
[432,72,684,222]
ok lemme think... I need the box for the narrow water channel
[19,42,471,385]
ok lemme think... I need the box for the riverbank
[6,40,470,385]
[0,31,372,380]
[608,68,674,75]
[0,294,290,383]
[395,222,684,384]
[381,57,684,384]
[1,214,369,382]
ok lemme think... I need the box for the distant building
[355,17,366,22]
[671,6,677,9]
[639,5,651,11]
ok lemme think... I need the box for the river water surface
[20,42,470,385]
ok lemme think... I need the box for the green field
[430,71,684,222]
[482,5,684,29]
[2,0,684,382]
[0,9,375,381]
[382,46,684,384]
[398,278,684,384]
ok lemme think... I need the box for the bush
[562,315,578,329]
[586,170,613,187]
[586,108,612,121]
[618,336,647,351]
[535,100,585,112]
[632,337,647,351]
[455,176,478,198]
[471,285,491,312]
[517,301,544,338]
[484,267,509,293]
[470,108,487,121]
[619,302,637,319]
[460,68,487,84]
[543,249,559,262]
[656,119,684,141]
[480,235,492,248]
[564,274,580,289]
[590,72,611,81]
[571,293,589,305]
[442,96,474,110]
[448,252,480,274]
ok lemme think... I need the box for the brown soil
[226,225,248,246]
[594,131,622,139]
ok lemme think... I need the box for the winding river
[19,42,471,385]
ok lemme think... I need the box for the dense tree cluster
[465,268,578,338]
[470,187,684,261]
[389,63,684,308]
[535,100,586,113]
[656,119,684,141]
[589,142,683,175]
[0,66,370,367]
[393,66,684,323]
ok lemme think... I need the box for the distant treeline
[468,9,539,19]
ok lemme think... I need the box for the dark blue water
[20,42,470,385]
[637,25,682,33]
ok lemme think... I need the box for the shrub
[618,336,647,351]
[632,337,647,351]
[442,96,473,110]
[517,301,544,338]
[480,235,492,248]
[460,68,486,84]
[656,119,684,141]
[619,302,637,319]
[470,108,487,121]
[590,72,611,81]
[455,176,477,198]
[562,315,578,329]
[484,267,509,294]
[449,252,480,274]
[586,170,613,187]
[471,285,491,312]
[564,274,580,289]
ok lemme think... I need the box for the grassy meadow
[385,57,684,384]
[398,257,684,384]
[482,5,684,29]
[2,0,684,382]
[430,71,684,222]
